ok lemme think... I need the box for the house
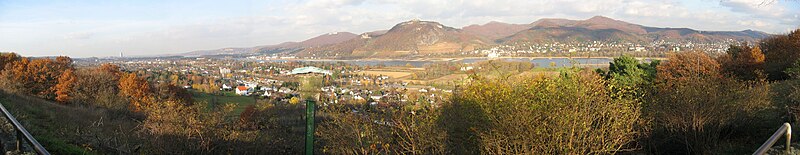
[236,86,249,96]
[278,87,293,94]
[221,84,232,91]
[245,83,258,90]
[287,66,332,75]
[370,95,383,100]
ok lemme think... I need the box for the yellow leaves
[452,69,640,154]
[55,69,76,104]
[289,97,300,105]
[119,73,153,112]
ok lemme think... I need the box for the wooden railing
[0,102,49,155]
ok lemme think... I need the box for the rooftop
[288,66,332,75]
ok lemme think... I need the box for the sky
[0,0,798,58]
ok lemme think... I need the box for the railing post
[16,129,22,151]
[305,100,315,155]
[787,124,792,154]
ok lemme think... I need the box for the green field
[190,90,257,116]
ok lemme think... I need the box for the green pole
[305,99,315,155]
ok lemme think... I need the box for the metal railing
[0,102,49,155]
[754,122,791,155]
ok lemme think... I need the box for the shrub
[445,69,641,154]
[646,51,774,154]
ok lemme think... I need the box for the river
[256,57,658,68]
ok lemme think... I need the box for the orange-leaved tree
[54,69,76,104]
[655,51,721,88]
[719,43,765,80]
[119,73,153,111]
[0,52,20,72]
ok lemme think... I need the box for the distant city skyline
[1,0,798,58]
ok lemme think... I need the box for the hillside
[500,26,649,43]
[179,16,771,58]
[294,33,372,59]
[301,20,488,59]
[0,92,142,154]
[181,32,358,56]
[501,16,769,44]
[463,21,531,40]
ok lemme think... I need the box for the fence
[754,122,791,155]
[0,102,49,155]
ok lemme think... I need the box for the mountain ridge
[176,16,771,57]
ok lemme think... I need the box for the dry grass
[418,42,461,54]
[357,70,413,78]
[430,73,468,82]
[0,92,143,154]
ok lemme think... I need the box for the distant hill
[501,16,769,44]
[463,21,531,40]
[178,16,771,58]
[299,20,487,58]
[500,26,649,43]
[293,33,372,59]
[180,32,357,57]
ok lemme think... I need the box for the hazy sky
[1,0,798,57]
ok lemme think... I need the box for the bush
[762,29,800,80]
[317,103,446,154]
[444,69,641,154]
[646,51,774,154]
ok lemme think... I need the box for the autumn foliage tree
[655,51,722,88]
[719,43,766,80]
[646,51,772,154]
[54,69,76,104]
[0,52,21,72]
[0,56,73,99]
[762,29,800,80]
[154,82,193,106]
[119,73,153,111]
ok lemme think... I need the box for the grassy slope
[190,90,257,116]
[0,93,143,154]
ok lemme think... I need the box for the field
[190,90,256,116]
[357,70,413,78]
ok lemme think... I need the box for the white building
[235,86,249,96]
[220,68,231,75]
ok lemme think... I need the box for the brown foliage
[719,43,766,80]
[762,29,800,80]
[54,69,76,104]
[119,73,153,111]
[154,82,194,106]
[318,105,446,154]
[656,51,721,88]
[0,58,31,93]
[0,56,73,99]
[443,70,640,154]
[648,51,773,154]
[98,63,121,74]
[0,52,21,72]
[67,68,126,108]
